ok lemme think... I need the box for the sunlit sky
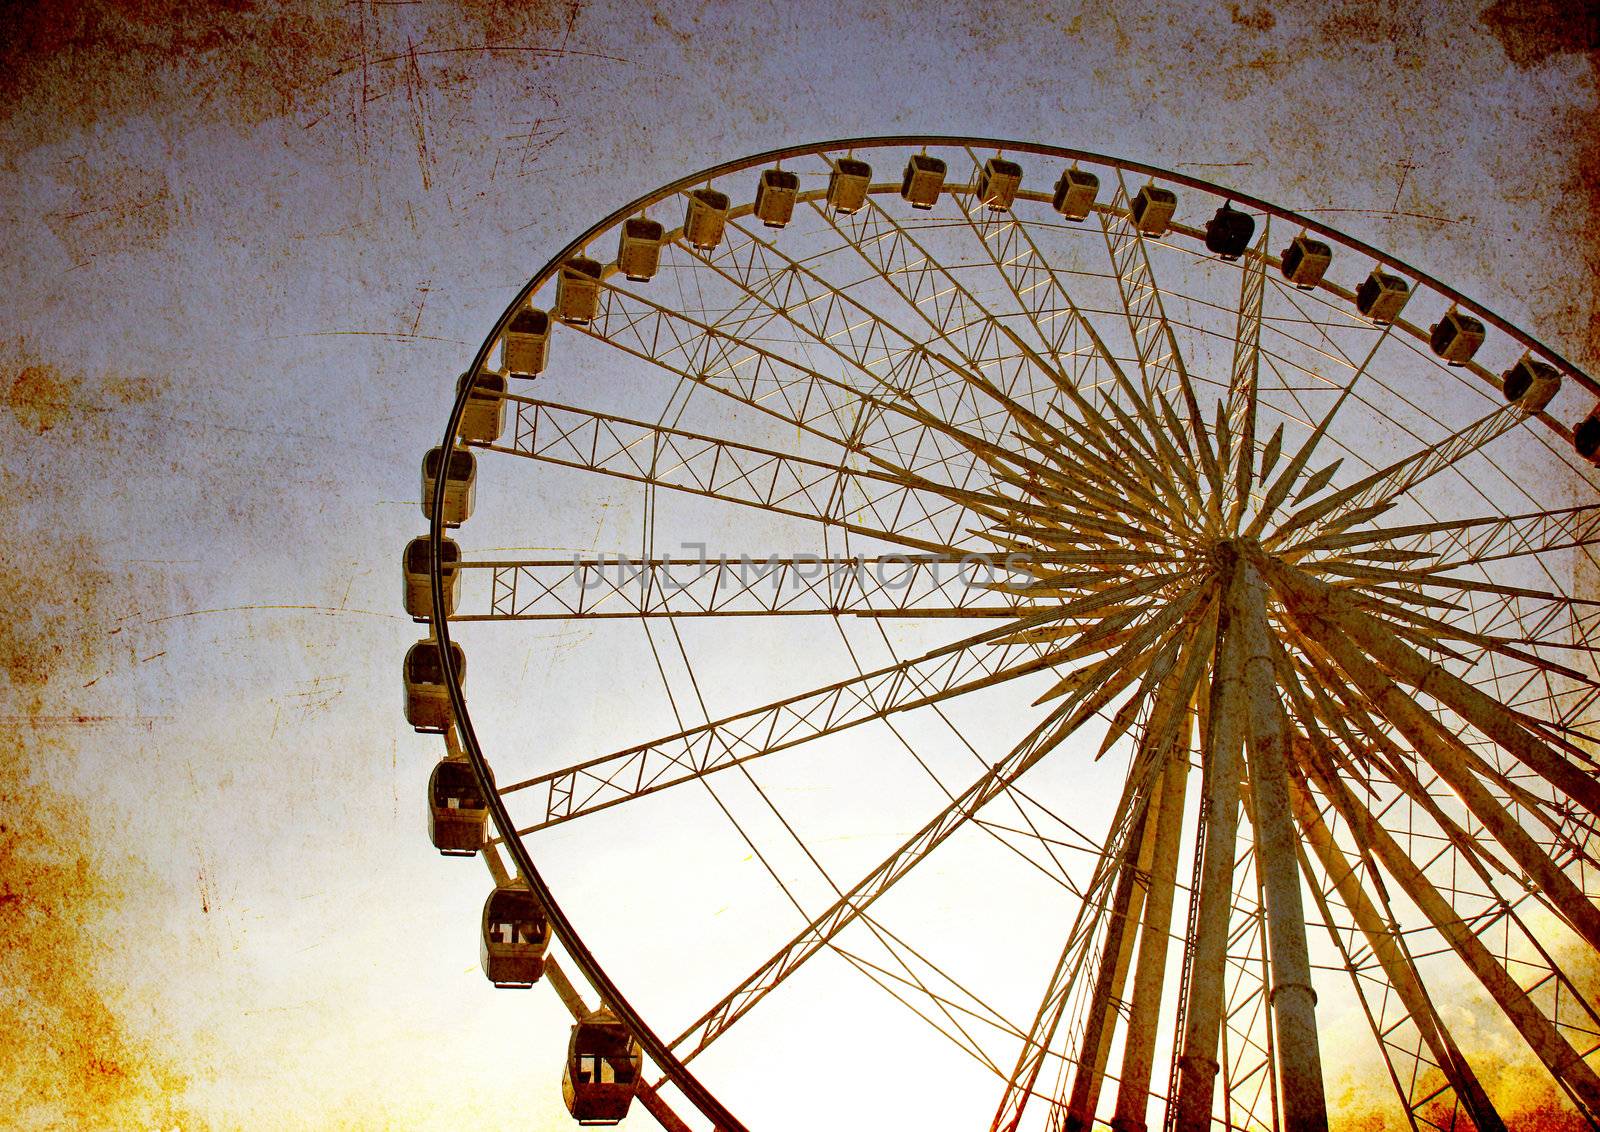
[3,1,1598,1129]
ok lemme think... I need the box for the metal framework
[418,138,1600,1132]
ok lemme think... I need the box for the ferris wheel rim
[464,135,1598,416]
[424,136,1600,1132]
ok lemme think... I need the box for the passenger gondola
[616,217,664,282]
[754,168,800,228]
[1429,309,1486,366]
[556,257,603,324]
[684,188,730,251]
[1354,269,1411,324]
[502,307,549,378]
[1052,167,1099,221]
[1501,354,1561,415]
[562,1010,641,1125]
[900,154,946,210]
[827,157,872,214]
[1204,202,1255,260]
[427,757,487,855]
[404,638,465,733]
[975,156,1022,211]
[1280,235,1331,288]
[421,446,476,526]
[1576,406,1600,465]
[480,882,549,986]
[456,369,506,444]
[1130,184,1177,235]
[402,535,460,621]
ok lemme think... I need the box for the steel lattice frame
[422,137,1600,1132]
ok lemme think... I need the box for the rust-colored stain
[2,361,171,692]
[1479,0,1600,366]
[0,736,202,1128]
[8,364,79,435]
[0,526,197,1116]
[0,0,583,141]
[0,345,199,1122]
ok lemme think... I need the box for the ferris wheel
[407,137,1600,1132]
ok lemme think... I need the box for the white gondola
[456,369,506,444]
[563,1010,641,1126]
[1501,353,1562,415]
[480,883,549,987]
[502,307,549,378]
[827,157,872,214]
[684,188,730,251]
[403,535,460,621]
[404,638,464,733]
[1052,168,1099,221]
[556,257,603,324]
[427,757,486,855]
[1130,184,1177,235]
[1280,235,1332,289]
[1429,310,1486,366]
[1355,269,1411,324]
[421,446,476,527]
[1576,406,1600,466]
[900,154,946,210]
[754,169,800,228]
[974,156,1022,211]
[616,217,664,282]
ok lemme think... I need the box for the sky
[2,0,1599,1129]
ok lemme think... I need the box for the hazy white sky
[2,1,1598,1129]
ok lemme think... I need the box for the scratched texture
[1,0,1597,1128]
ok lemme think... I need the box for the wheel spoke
[940,176,1205,530]
[1290,784,1506,1131]
[1099,171,1227,530]
[810,183,1062,436]
[667,592,1203,1062]
[1264,554,1600,818]
[485,396,980,554]
[497,610,1066,825]
[1267,402,1534,552]
[669,211,1022,481]
[1223,220,1272,527]
[996,604,1216,1131]
[1302,740,1600,1120]
[452,554,1029,621]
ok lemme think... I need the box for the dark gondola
[1204,202,1255,260]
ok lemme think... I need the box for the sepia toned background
[2,0,1597,1127]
